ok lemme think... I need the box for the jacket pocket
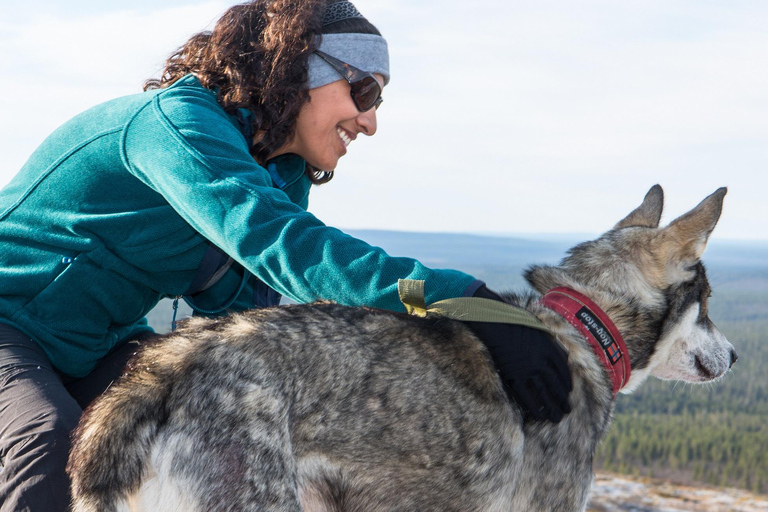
[16,250,158,350]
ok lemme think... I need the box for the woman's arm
[122,80,477,312]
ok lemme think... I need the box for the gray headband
[307,33,390,90]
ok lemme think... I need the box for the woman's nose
[356,108,377,136]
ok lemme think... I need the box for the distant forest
[147,231,768,495]
[595,320,768,493]
[349,232,768,495]
[595,314,768,493]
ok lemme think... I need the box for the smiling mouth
[337,127,352,148]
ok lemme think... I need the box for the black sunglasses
[314,50,383,112]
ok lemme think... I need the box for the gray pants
[0,323,141,512]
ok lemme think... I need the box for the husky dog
[68,186,737,512]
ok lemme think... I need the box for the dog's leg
[122,381,305,512]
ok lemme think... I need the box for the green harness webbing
[397,279,552,334]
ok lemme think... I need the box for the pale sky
[1,0,766,240]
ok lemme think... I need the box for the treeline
[478,253,768,495]
[595,412,768,494]
[143,253,768,496]
[614,319,768,416]
[595,310,768,494]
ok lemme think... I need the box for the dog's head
[526,185,736,392]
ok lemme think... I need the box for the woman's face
[269,74,384,171]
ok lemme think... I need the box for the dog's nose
[729,349,738,368]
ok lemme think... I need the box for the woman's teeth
[337,127,351,147]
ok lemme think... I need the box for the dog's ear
[656,187,727,277]
[613,185,664,230]
[525,264,565,294]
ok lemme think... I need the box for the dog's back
[69,305,525,512]
[68,186,735,512]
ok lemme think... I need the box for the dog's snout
[729,349,739,368]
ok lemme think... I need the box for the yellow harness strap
[397,279,552,334]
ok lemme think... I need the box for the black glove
[464,285,573,423]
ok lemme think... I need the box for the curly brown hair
[145,0,381,185]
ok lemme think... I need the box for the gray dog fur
[68,185,736,512]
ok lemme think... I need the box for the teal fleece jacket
[0,75,477,377]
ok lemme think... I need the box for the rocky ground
[587,472,768,511]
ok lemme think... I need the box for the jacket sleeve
[121,84,477,312]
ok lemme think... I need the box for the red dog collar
[540,287,631,399]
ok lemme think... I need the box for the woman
[0,1,571,509]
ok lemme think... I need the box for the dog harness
[397,279,631,399]
[397,279,551,333]
[540,287,631,398]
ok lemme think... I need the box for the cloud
[2,0,767,240]
[0,2,228,85]
[317,0,768,239]
[0,1,228,177]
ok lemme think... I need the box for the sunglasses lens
[352,76,381,111]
